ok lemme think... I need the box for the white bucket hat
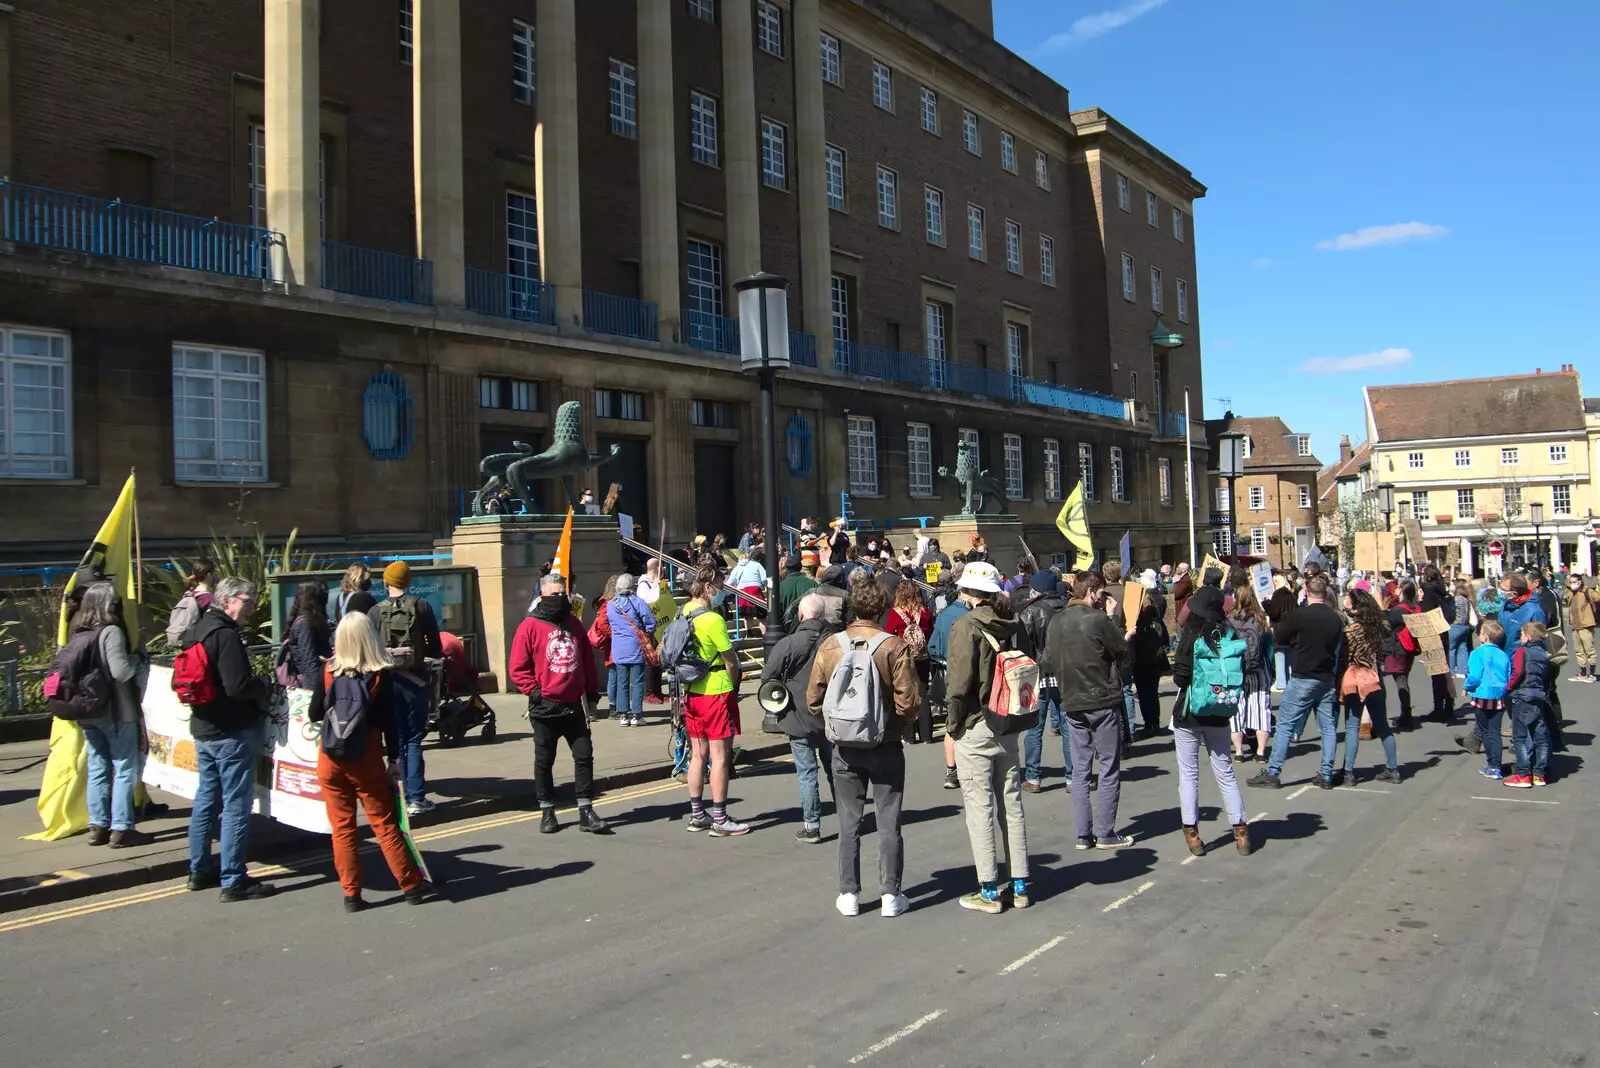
[957,561,1004,594]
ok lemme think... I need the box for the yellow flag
[1055,481,1095,571]
[56,472,139,645]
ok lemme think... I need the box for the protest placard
[1403,607,1451,677]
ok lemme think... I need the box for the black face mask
[544,594,571,614]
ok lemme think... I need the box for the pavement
[0,664,1596,1067]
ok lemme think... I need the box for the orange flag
[552,506,574,590]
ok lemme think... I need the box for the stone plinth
[924,514,1025,576]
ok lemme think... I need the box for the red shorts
[684,690,741,740]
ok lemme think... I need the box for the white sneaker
[881,893,909,918]
[836,892,860,917]
[405,798,436,816]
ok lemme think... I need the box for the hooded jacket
[1465,643,1510,701]
[759,616,842,737]
[1497,592,1546,652]
[943,604,1019,737]
[1040,601,1128,715]
[509,594,601,716]
[186,606,270,739]
[605,592,658,666]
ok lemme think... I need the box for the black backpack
[322,670,377,761]
[44,629,111,721]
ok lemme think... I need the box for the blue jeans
[613,662,646,717]
[606,664,618,710]
[1121,668,1137,734]
[1511,705,1549,776]
[1447,625,1473,676]
[790,734,835,826]
[188,728,259,889]
[1268,676,1335,778]
[1022,689,1070,784]
[1274,651,1289,689]
[390,673,430,803]
[1341,691,1397,773]
[82,718,140,831]
[1474,705,1504,769]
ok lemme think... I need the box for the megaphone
[758,678,791,734]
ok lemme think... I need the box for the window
[876,166,898,228]
[1110,446,1126,501]
[1500,446,1519,466]
[1004,433,1025,499]
[1299,484,1311,508]
[829,274,851,346]
[1502,485,1520,516]
[1172,208,1184,241]
[756,0,783,56]
[1004,220,1021,273]
[609,60,638,138]
[1040,236,1056,285]
[479,377,539,412]
[1215,486,1230,512]
[907,422,933,497]
[1176,279,1189,322]
[1407,451,1424,470]
[1116,173,1129,211]
[1213,528,1233,556]
[872,61,893,110]
[505,189,540,284]
[687,0,715,21]
[692,400,734,428]
[924,186,944,245]
[967,204,985,259]
[398,0,412,64]
[1035,151,1050,190]
[1044,439,1063,500]
[760,119,787,188]
[820,32,841,85]
[1159,458,1173,504]
[823,144,846,211]
[920,87,939,133]
[1078,442,1096,500]
[847,415,878,494]
[1294,435,1311,457]
[1251,527,1267,556]
[962,110,980,154]
[1554,484,1573,514]
[1130,371,1139,400]
[1121,253,1135,300]
[595,389,646,421]
[1248,485,1265,510]
[1446,448,1469,468]
[925,302,948,385]
[1241,435,1253,459]
[1149,266,1162,310]
[1146,191,1158,227]
[959,427,980,468]
[1006,322,1025,381]
[685,239,725,316]
[0,326,71,477]
[1405,491,1428,521]
[247,123,268,229]
[689,91,719,165]
[172,345,266,482]
[512,20,535,103]
[1456,487,1475,516]
[1550,443,1569,463]
[1000,131,1016,172]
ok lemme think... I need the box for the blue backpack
[1189,628,1248,717]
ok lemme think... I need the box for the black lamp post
[1217,428,1246,563]
[1530,501,1545,571]
[1377,484,1395,573]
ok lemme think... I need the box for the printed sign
[1251,562,1273,602]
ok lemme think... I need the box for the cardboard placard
[1123,581,1145,625]
[1403,607,1450,676]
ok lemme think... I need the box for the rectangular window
[687,0,715,21]
[1149,266,1162,310]
[1500,446,1519,466]
[823,144,846,211]
[820,32,841,85]
[872,61,893,110]
[692,400,734,428]
[920,87,939,133]
[1215,486,1230,512]
[511,380,537,411]
[876,166,898,228]
[1116,173,1129,211]
[1502,486,1519,516]
[172,344,266,482]
[1121,253,1135,300]
[1078,442,1096,500]
[0,326,71,477]
[907,422,933,497]
[1299,483,1311,508]
[1409,491,1429,521]
[685,239,725,316]
[1453,448,1470,467]
[962,109,980,154]
[690,90,719,166]
[924,301,948,387]
[1006,322,1025,381]
[1241,436,1253,459]
[1172,207,1184,241]
[1146,191,1158,227]
[479,377,539,412]
[247,123,268,229]
[1176,279,1189,322]
[1159,458,1173,505]
[1455,487,1475,516]
[1294,434,1311,457]
[959,427,980,469]
[1550,443,1569,463]
[608,59,638,138]
[1248,485,1266,510]
[399,0,412,64]
[1001,131,1016,172]
[1004,220,1021,273]
[1554,484,1573,514]
[1251,527,1267,556]
[756,0,783,56]
[829,274,851,346]
[1130,371,1138,400]
[595,389,646,421]
[505,189,540,282]
[1044,439,1062,501]
[1110,446,1126,502]
[760,119,787,189]
[1004,433,1025,500]
[848,415,878,494]
[924,186,944,245]
[967,203,985,260]
[1407,451,1424,470]
[1213,528,1233,557]
[479,376,501,409]
[512,20,535,103]
[1040,235,1055,285]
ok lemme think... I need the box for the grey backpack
[822,631,893,747]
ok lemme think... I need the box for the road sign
[1489,540,1505,557]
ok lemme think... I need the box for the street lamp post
[1530,501,1545,572]
[1378,484,1395,574]
[1217,428,1246,564]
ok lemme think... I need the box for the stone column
[657,392,696,544]
[264,0,322,287]
[791,0,833,366]
[721,0,761,282]
[0,5,14,178]
[413,0,466,305]
[536,0,584,326]
[637,0,682,341]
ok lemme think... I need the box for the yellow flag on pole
[56,472,139,645]
[1055,481,1095,571]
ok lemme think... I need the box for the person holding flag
[1055,480,1096,573]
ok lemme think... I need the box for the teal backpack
[1189,628,1248,717]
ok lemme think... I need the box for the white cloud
[1300,348,1413,375]
[1250,257,1275,268]
[1314,222,1447,251]
[1039,0,1173,51]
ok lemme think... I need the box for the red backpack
[172,639,220,706]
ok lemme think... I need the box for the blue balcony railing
[0,179,280,280]
[583,290,659,341]
[1158,411,1188,438]
[835,340,934,389]
[945,360,1014,401]
[789,331,818,367]
[1020,381,1128,420]
[465,268,554,324]
[682,309,740,355]
[322,242,433,305]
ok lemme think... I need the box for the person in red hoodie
[509,574,610,835]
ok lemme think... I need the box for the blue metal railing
[583,290,659,341]
[322,242,433,305]
[1159,411,1188,437]
[835,340,933,389]
[1020,381,1128,420]
[682,309,740,355]
[945,360,1014,401]
[465,268,555,324]
[789,331,818,367]
[0,180,280,280]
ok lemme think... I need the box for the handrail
[619,534,768,612]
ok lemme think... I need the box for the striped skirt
[1232,688,1273,733]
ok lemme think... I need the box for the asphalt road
[2,669,1597,1068]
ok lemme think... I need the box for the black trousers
[531,710,595,807]
[912,659,934,743]
[1431,674,1454,715]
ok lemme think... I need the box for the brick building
[0,0,1210,564]
[1204,413,1320,568]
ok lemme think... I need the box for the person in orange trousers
[313,613,439,912]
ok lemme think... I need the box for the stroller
[432,631,497,745]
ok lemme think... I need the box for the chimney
[1339,435,1353,463]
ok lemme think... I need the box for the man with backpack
[805,578,920,917]
[176,576,275,901]
[759,593,843,843]
[367,561,443,815]
[1016,569,1070,793]
[664,567,750,836]
[509,574,609,834]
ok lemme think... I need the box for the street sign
[1489,540,1505,557]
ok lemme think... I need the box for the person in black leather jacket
[1016,570,1070,791]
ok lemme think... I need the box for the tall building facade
[0,0,1209,563]
[1203,413,1320,569]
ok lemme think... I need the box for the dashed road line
[1101,880,1156,913]
[1470,795,1559,805]
[1000,935,1066,974]
[697,1059,756,1068]
[847,1010,945,1064]
[1286,783,1314,800]
[1337,786,1391,795]
[1180,855,1197,866]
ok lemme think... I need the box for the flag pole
[1184,388,1197,569]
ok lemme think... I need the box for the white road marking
[1286,784,1313,800]
[1470,795,1559,805]
[847,1010,945,1064]
[1101,880,1157,913]
[697,1059,756,1068]
[1338,787,1391,795]
[1252,812,1269,822]
[1180,855,1197,866]
[1000,935,1066,974]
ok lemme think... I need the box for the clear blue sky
[994,0,1600,465]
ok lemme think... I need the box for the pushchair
[432,631,497,745]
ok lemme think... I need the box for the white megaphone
[757,678,792,715]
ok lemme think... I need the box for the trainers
[1063,777,1073,788]
[1569,674,1589,683]
[1374,768,1402,784]
[1246,770,1281,789]
[186,870,220,892]
[1011,880,1031,909]
[577,807,611,834]
[1479,765,1505,779]
[1503,774,1533,789]
[85,825,110,847]
[1314,775,1335,790]
[709,816,750,837]
[795,825,822,845]
[404,880,440,905]
[218,876,276,903]
[406,798,436,816]
[881,892,910,918]
[959,889,1003,915]
[1075,835,1096,851]
[343,894,365,914]
[836,892,860,917]
[108,828,155,849]
[1095,834,1136,850]
[943,767,960,790]
[1020,779,1042,794]
[539,808,560,834]
[1531,774,1548,788]
[684,812,713,833]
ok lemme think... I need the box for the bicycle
[665,679,741,782]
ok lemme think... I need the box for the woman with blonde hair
[313,612,436,912]
[335,563,376,620]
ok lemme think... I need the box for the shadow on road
[1245,810,1325,853]
[427,843,593,902]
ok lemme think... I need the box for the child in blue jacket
[1464,619,1511,778]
